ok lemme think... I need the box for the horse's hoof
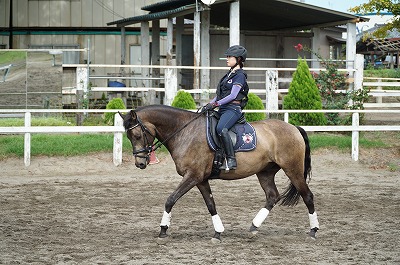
[156,236,170,245]
[211,237,221,244]
[308,228,318,239]
[211,231,222,243]
[249,223,258,238]
[248,230,258,238]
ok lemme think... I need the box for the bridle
[126,115,156,161]
[126,108,207,161]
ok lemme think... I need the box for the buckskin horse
[119,105,319,242]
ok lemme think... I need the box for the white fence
[1,109,399,166]
[363,77,400,108]
[65,54,400,109]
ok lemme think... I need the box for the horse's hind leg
[283,169,320,238]
[250,166,281,236]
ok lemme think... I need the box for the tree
[349,0,400,38]
[283,57,327,126]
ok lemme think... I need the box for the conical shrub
[104,98,126,125]
[171,90,197,110]
[283,57,326,126]
[244,93,266,122]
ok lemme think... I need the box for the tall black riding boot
[219,128,237,170]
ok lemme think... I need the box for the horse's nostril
[136,163,146,169]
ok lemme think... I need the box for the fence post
[376,78,382,104]
[164,68,177,106]
[266,70,278,117]
[24,112,31,167]
[352,112,359,161]
[354,54,364,92]
[284,112,289,123]
[113,113,123,166]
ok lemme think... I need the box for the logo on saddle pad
[206,112,257,152]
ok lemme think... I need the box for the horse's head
[119,110,156,169]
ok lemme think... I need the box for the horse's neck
[141,109,197,142]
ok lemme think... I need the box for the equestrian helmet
[224,45,247,62]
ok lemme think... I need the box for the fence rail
[1,109,399,166]
[64,54,399,109]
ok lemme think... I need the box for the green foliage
[171,90,196,110]
[313,61,350,125]
[283,57,327,126]
[244,93,266,122]
[364,69,400,79]
[349,0,399,39]
[104,98,126,125]
[301,45,370,125]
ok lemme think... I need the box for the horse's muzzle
[136,162,147,169]
[134,155,149,169]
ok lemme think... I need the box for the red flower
[294,43,303,52]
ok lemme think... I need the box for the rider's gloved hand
[202,102,218,112]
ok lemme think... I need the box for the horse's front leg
[197,180,224,243]
[158,176,198,240]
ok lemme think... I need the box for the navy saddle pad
[206,111,257,152]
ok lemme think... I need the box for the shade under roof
[108,0,368,30]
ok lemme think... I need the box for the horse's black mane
[123,105,197,129]
[135,104,194,114]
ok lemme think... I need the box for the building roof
[108,0,368,30]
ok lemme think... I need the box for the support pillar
[200,9,211,105]
[311,27,320,69]
[229,0,240,46]
[346,22,357,92]
[151,20,160,89]
[194,11,201,90]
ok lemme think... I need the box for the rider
[203,45,249,170]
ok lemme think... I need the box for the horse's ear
[130,109,137,120]
[118,111,125,119]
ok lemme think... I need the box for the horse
[119,105,319,242]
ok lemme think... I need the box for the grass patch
[0,134,134,158]
[309,132,388,150]
[0,51,26,65]
[0,116,396,158]
[0,116,106,127]
[0,132,392,159]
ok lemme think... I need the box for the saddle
[206,110,257,152]
[206,110,257,176]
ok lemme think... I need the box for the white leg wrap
[252,208,270,228]
[160,211,171,227]
[309,211,319,229]
[212,214,225,233]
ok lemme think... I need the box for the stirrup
[219,157,237,171]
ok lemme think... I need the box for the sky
[300,0,370,13]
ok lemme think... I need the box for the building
[0,0,367,108]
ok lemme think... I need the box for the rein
[128,108,207,158]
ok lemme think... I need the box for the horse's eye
[130,130,141,141]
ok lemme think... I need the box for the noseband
[127,116,155,161]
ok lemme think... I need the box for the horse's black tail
[280,126,312,206]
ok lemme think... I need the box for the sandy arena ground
[0,147,399,264]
